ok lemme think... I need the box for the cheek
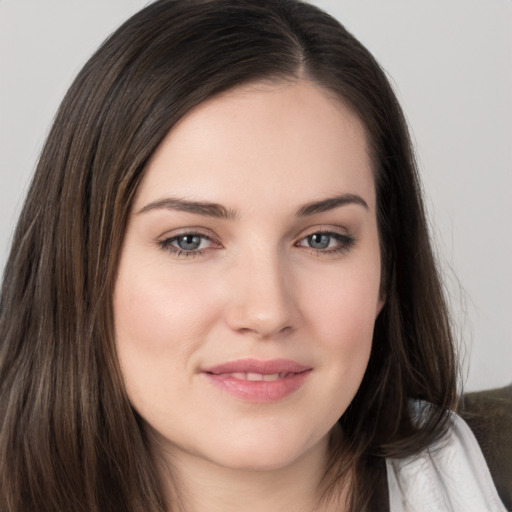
[322,293,375,387]
[299,261,381,400]
[112,257,225,410]
[114,260,220,351]
[304,266,381,348]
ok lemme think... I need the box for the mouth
[212,371,296,381]
[201,359,312,403]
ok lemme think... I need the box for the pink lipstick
[202,358,312,402]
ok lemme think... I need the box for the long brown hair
[0,1,457,510]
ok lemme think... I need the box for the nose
[224,250,299,339]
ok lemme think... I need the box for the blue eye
[174,234,203,251]
[159,233,214,256]
[298,231,355,253]
[306,233,332,249]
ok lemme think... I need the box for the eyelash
[158,230,355,258]
[158,230,216,258]
[295,231,356,255]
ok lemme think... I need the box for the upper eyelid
[158,232,218,258]
[294,224,351,239]
[296,231,354,245]
[159,227,217,241]
[157,225,353,244]
[157,230,220,255]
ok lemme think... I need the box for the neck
[154,434,349,512]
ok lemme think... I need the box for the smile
[201,359,312,402]
[220,372,294,381]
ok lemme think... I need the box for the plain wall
[0,0,510,392]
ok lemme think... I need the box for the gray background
[1,0,510,391]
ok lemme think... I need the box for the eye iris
[177,235,202,251]
[308,233,330,249]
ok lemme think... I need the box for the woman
[0,1,506,510]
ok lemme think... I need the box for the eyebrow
[137,197,238,219]
[137,193,368,219]
[296,194,369,216]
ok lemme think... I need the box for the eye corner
[295,229,356,255]
[157,229,223,258]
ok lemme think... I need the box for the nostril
[224,270,299,338]
[234,324,294,339]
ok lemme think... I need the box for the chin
[209,451,302,473]
[200,429,324,473]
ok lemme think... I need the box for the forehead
[136,80,375,212]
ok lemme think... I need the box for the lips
[202,358,312,402]
[218,372,293,381]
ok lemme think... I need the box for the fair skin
[114,80,383,512]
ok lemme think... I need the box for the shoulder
[386,398,509,512]
[459,384,512,510]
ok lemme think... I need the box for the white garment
[387,410,507,512]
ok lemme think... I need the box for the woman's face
[114,81,383,473]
